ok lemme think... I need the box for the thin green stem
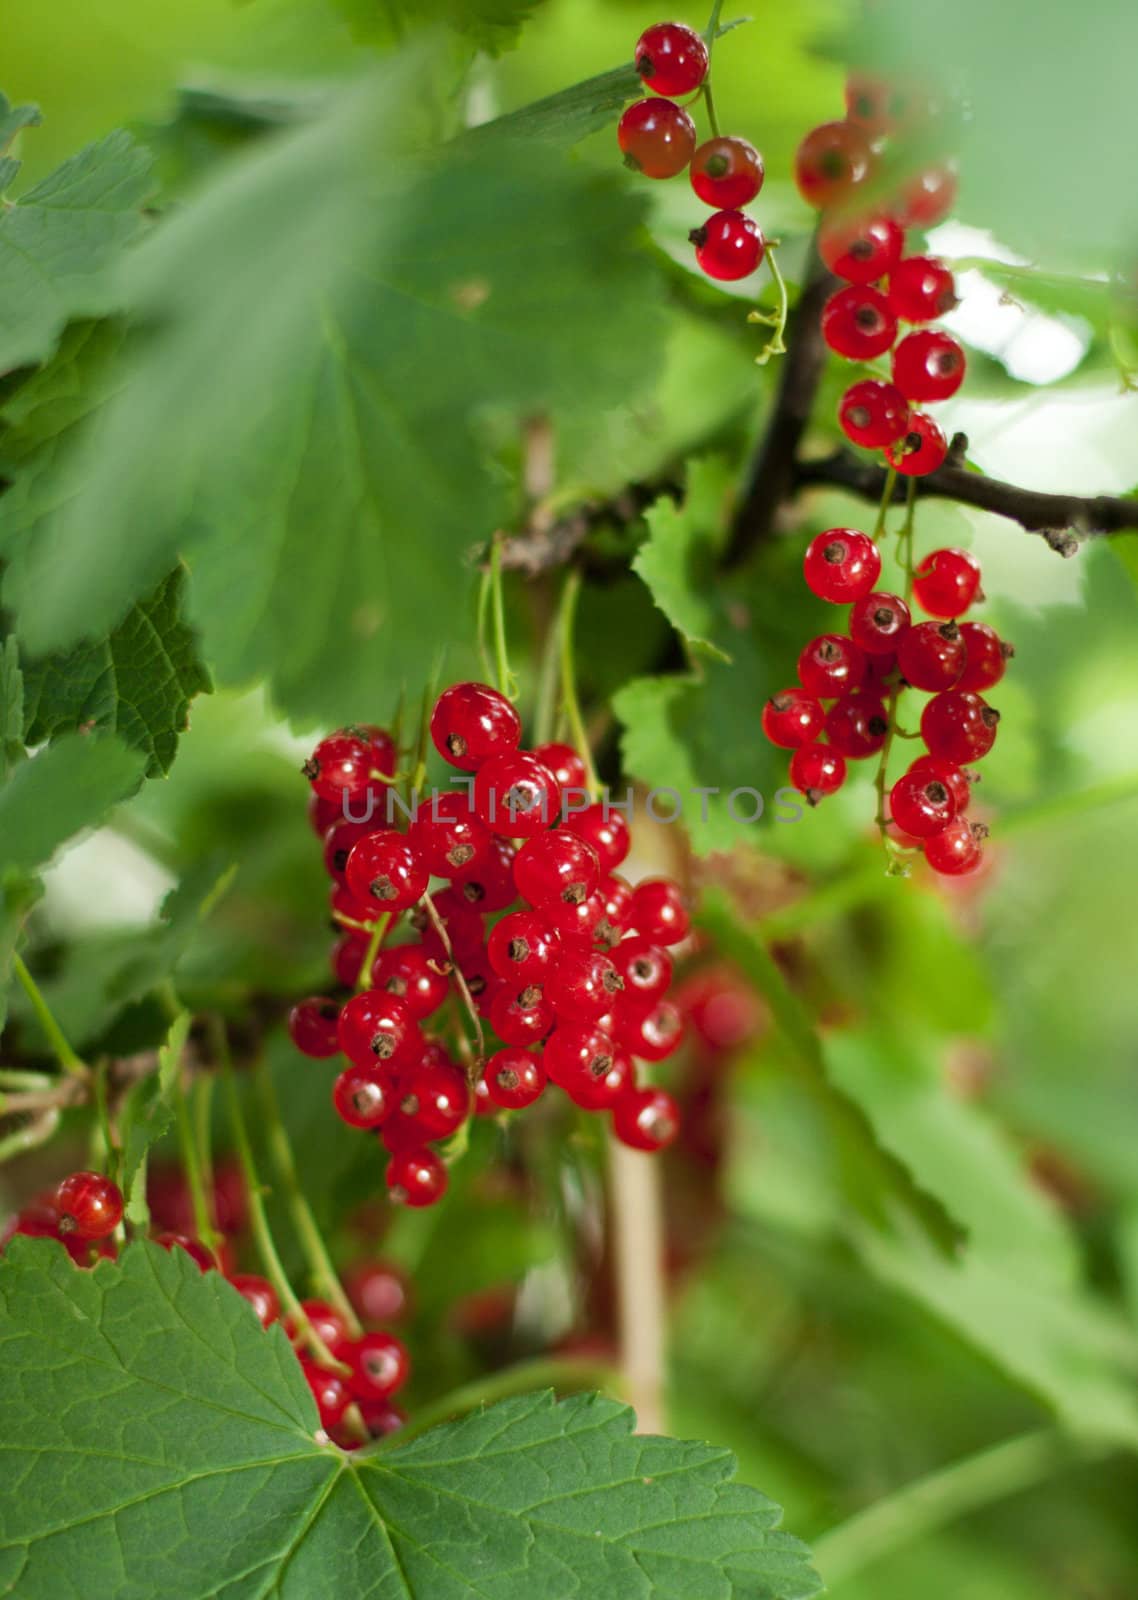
[557,569,600,800]
[92,1059,118,1184]
[354,911,392,995]
[0,1107,60,1163]
[371,1358,616,1454]
[0,1067,55,1091]
[476,562,494,686]
[192,1072,216,1217]
[533,596,561,747]
[12,955,87,1079]
[253,1050,361,1335]
[701,79,721,138]
[489,537,515,700]
[703,0,728,51]
[749,243,789,365]
[871,465,899,539]
[812,1428,1109,1587]
[421,891,485,1076]
[175,1066,219,1251]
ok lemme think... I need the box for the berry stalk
[873,477,918,853]
[12,954,87,1080]
[557,569,600,800]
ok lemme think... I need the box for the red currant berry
[299,1358,351,1429]
[409,790,490,876]
[612,1086,681,1151]
[797,634,867,698]
[924,817,988,876]
[54,1172,122,1240]
[821,285,897,361]
[616,998,685,1062]
[473,753,561,839]
[346,1331,410,1401]
[921,691,1000,763]
[788,741,847,805]
[156,1233,217,1272]
[888,255,957,323]
[546,889,608,950]
[839,379,910,449]
[337,989,419,1071]
[818,213,904,284]
[885,412,948,477]
[229,1274,279,1327]
[803,528,881,602]
[912,547,982,618]
[629,878,690,946]
[430,682,521,772]
[414,887,485,961]
[824,693,890,758]
[531,742,588,794]
[544,1023,618,1091]
[398,1058,470,1139]
[514,830,600,910]
[897,163,958,227]
[690,210,764,281]
[345,1261,409,1324]
[322,818,375,884]
[957,622,1013,692]
[617,98,697,179]
[594,874,634,949]
[487,910,559,983]
[344,830,428,912]
[489,983,554,1047]
[565,1048,633,1112]
[610,936,672,1007]
[333,1064,391,1129]
[897,618,966,691]
[371,944,448,1020]
[676,969,763,1054]
[288,996,341,1058]
[454,947,501,1017]
[690,136,764,209]
[634,21,709,96]
[309,791,342,837]
[907,753,972,813]
[288,1298,350,1355]
[892,329,966,402]
[849,591,911,655]
[331,932,368,988]
[484,1046,546,1110]
[794,120,872,209]
[565,803,630,875]
[302,726,394,804]
[762,688,825,748]
[449,837,517,912]
[548,949,624,1022]
[386,1148,447,1207]
[889,769,958,838]
[863,651,898,688]
[844,72,902,131]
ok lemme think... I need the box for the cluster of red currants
[292,682,690,1208]
[797,73,964,475]
[763,532,1012,874]
[616,20,766,283]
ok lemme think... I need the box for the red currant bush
[617,98,697,179]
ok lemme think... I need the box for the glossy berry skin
[921,691,1000,763]
[346,1331,410,1401]
[892,330,966,402]
[289,1299,350,1356]
[514,831,600,910]
[547,890,608,951]
[55,1172,122,1240]
[544,1023,618,1092]
[824,694,890,758]
[489,984,554,1047]
[818,213,904,284]
[415,888,485,960]
[957,622,1013,692]
[839,380,910,449]
[907,753,971,813]
[762,688,825,749]
[566,803,630,875]
[897,620,965,690]
[889,770,957,838]
[690,210,764,281]
[288,996,341,1058]
[888,256,957,323]
[484,1046,546,1110]
[912,547,982,618]
[821,285,897,361]
[300,1359,351,1429]
[794,120,872,209]
[487,911,559,984]
[612,1086,681,1151]
[797,634,866,698]
[789,742,847,805]
[322,819,375,885]
[398,1059,470,1139]
[386,1147,447,1208]
[531,742,588,794]
[565,1049,633,1112]
[345,1261,409,1324]
[344,830,427,912]
[303,726,395,804]
[611,936,672,1007]
[430,682,520,772]
[803,528,881,602]
[634,21,708,96]
[333,1064,391,1129]
[616,998,685,1062]
[898,164,958,227]
[372,944,448,1020]
[410,791,490,877]
[885,412,948,477]
[337,989,418,1071]
[690,136,764,209]
[229,1274,279,1327]
[849,592,911,655]
[630,878,690,946]
[450,837,517,912]
[548,950,624,1022]
[595,875,634,947]
[617,98,696,179]
[473,753,561,839]
[924,817,986,876]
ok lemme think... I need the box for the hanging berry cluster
[293,682,690,1209]
[616,20,769,289]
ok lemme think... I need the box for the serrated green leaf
[21,567,210,777]
[9,58,666,724]
[119,1012,191,1207]
[633,456,735,661]
[0,1238,821,1599]
[0,733,145,876]
[0,127,153,372]
[0,635,23,778]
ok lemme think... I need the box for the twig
[606,1131,667,1435]
[495,478,680,577]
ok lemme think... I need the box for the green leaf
[118,1012,191,1207]
[633,456,735,661]
[0,874,40,1033]
[21,567,211,777]
[0,127,153,372]
[0,635,24,778]
[10,59,666,723]
[337,0,542,55]
[0,1237,822,1599]
[469,62,640,146]
[0,733,145,876]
